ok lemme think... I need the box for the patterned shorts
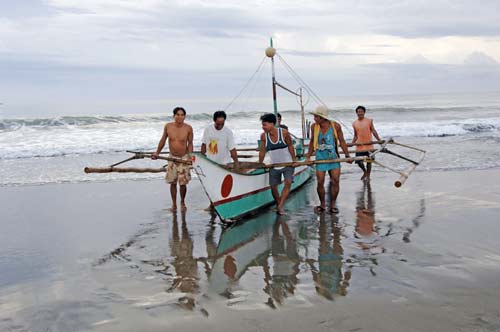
[166,155,192,185]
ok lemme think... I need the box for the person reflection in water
[308,214,351,299]
[263,216,301,307]
[169,210,199,293]
[354,181,377,250]
[198,210,218,277]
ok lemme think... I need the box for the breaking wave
[1,111,499,160]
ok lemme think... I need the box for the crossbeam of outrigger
[84,138,425,188]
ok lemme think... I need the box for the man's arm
[370,119,381,141]
[306,124,315,160]
[352,125,358,144]
[227,129,238,164]
[283,129,297,162]
[152,124,168,159]
[258,133,266,164]
[335,122,352,163]
[200,127,208,156]
[230,149,238,164]
[187,125,194,155]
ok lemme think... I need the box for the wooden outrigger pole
[84,139,426,187]
[84,152,191,174]
[394,152,426,188]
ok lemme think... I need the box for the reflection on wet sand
[169,210,198,293]
[308,214,350,299]
[92,181,426,314]
[209,210,277,297]
[263,216,301,307]
[355,182,378,249]
[210,212,352,304]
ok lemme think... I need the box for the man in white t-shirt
[201,111,238,166]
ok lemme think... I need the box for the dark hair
[355,105,366,113]
[213,110,227,121]
[173,107,186,115]
[260,113,277,124]
[277,113,282,119]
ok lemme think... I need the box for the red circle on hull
[221,174,233,198]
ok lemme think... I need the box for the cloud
[405,55,432,64]
[464,51,498,66]
[1,0,500,116]
[279,49,383,58]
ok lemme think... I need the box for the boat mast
[265,38,278,121]
[300,87,305,139]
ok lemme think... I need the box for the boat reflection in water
[208,185,352,306]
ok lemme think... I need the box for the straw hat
[309,105,333,121]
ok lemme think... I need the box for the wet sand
[1,168,500,331]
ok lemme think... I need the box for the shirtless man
[152,106,194,212]
[352,105,381,181]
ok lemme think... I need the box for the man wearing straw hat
[306,106,351,214]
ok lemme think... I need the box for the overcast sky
[1,0,499,117]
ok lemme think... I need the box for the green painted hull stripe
[215,169,312,220]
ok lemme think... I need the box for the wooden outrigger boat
[84,39,426,223]
[192,155,313,221]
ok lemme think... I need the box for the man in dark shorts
[258,113,297,215]
[352,105,381,181]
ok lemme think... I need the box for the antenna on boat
[265,37,278,120]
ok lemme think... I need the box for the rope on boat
[222,56,267,112]
[276,53,353,135]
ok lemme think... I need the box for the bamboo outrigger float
[84,39,425,222]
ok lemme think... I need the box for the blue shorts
[316,150,340,172]
[316,161,340,172]
[269,166,294,186]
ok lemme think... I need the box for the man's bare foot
[181,204,187,212]
[277,208,286,215]
[168,206,177,213]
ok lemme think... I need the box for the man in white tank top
[258,113,297,215]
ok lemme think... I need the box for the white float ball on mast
[265,47,276,58]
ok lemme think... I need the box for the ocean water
[1,95,500,185]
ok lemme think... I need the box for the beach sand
[1,168,500,331]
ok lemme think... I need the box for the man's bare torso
[167,122,192,157]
